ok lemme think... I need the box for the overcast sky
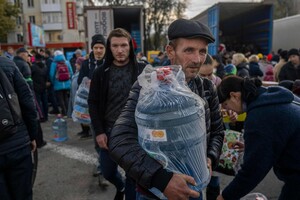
[184,0,262,19]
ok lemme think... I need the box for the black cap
[288,48,300,57]
[91,34,106,49]
[168,19,215,43]
[16,47,28,54]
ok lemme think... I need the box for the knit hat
[54,50,63,57]
[288,48,300,57]
[35,53,43,61]
[75,49,82,55]
[91,34,106,49]
[257,53,263,59]
[168,19,215,43]
[224,64,237,76]
[75,57,85,66]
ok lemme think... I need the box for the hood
[247,86,294,112]
[237,62,249,70]
[53,54,66,62]
[103,37,137,68]
[35,61,45,68]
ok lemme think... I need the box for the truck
[272,14,300,52]
[192,2,273,55]
[84,5,145,53]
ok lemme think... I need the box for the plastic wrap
[135,65,210,198]
[72,77,91,124]
[241,193,268,200]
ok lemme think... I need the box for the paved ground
[32,115,283,200]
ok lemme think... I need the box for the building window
[48,32,52,42]
[42,13,62,23]
[28,0,34,7]
[14,0,21,6]
[17,33,23,42]
[29,16,35,24]
[16,16,22,25]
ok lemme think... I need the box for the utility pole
[21,2,28,48]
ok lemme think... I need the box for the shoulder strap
[0,67,13,93]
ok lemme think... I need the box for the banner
[28,23,46,47]
[86,9,113,50]
[66,2,77,29]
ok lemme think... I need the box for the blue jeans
[91,127,101,173]
[0,146,33,200]
[100,148,124,191]
[100,141,136,199]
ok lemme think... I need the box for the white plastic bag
[72,77,90,124]
[136,65,209,199]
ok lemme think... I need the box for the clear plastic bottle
[52,114,68,142]
[136,66,210,199]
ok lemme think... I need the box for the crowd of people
[1,17,300,200]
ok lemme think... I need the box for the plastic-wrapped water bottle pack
[135,65,210,199]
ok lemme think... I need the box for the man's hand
[217,194,225,200]
[163,174,200,200]
[96,133,108,150]
[31,140,37,152]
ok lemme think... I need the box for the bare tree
[94,0,187,50]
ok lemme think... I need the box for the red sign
[66,2,77,29]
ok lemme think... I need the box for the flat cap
[168,19,215,43]
[16,47,28,54]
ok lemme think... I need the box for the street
[33,115,283,200]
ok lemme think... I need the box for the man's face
[20,52,29,62]
[289,55,300,66]
[8,48,14,54]
[92,43,106,60]
[166,38,208,82]
[110,36,130,66]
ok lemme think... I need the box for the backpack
[56,61,70,81]
[0,67,22,141]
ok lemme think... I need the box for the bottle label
[143,128,167,142]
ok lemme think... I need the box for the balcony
[41,3,61,12]
[43,23,63,31]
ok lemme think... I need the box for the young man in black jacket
[109,19,224,200]
[77,34,106,139]
[88,28,145,200]
[0,56,38,200]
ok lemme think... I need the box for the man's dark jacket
[77,52,104,86]
[0,56,38,155]
[109,75,224,194]
[88,37,145,136]
[13,55,31,80]
[278,61,300,82]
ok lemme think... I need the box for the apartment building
[3,0,93,53]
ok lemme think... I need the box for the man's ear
[166,45,174,60]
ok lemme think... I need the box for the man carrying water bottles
[109,19,224,200]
